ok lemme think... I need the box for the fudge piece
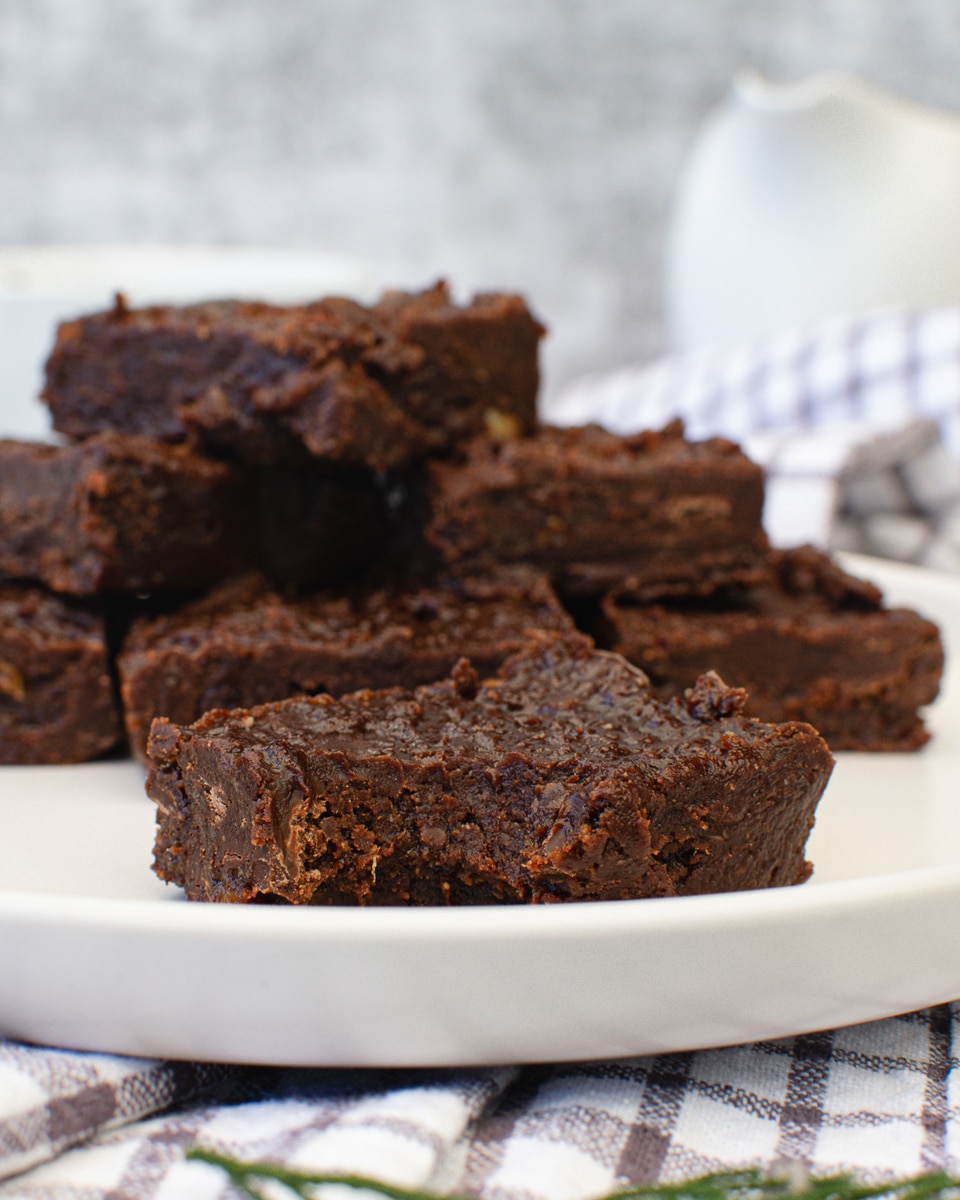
[409,422,770,598]
[0,434,248,595]
[0,583,122,763]
[600,546,944,751]
[119,567,573,758]
[0,437,387,595]
[147,633,834,905]
[42,283,544,471]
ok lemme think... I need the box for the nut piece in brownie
[409,421,770,598]
[42,283,544,471]
[120,567,573,759]
[146,633,834,905]
[1,583,122,763]
[600,545,944,751]
[0,434,249,595]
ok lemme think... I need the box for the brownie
[0,582,122,763]
[0,437,388,595]
[408,421,770,598]
[600,546,945,751]
[0,434,249,595]
[41,283,544,471]
[119,567,573,758]
[146,633,834,905]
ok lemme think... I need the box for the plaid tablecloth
[0,1004,957,1198]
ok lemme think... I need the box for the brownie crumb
[684,671,749,720]
[451,657,479,700]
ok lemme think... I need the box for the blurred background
[3,0,960,400]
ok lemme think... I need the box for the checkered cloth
[1,1005,957,1198]
[549,307,960,571]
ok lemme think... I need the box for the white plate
[1,554,959,1067]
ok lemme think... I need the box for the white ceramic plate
[1,554,959,1067]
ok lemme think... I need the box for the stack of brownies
[0,281,944,904]
[2,283,556,763]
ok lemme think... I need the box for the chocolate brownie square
[119,567,573,758]
[0,437,387,595]
[600,546,944,750]
[147,633,834,905]
[0,434,249,595]
[0,582,122,763]
[42,283,544,471]
[409,422,769,598]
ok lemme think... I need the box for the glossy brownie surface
[147,634,834,905]
[42,283,544,471]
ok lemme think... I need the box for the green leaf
[184,1149,960,1200]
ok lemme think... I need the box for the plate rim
[3,856,960,936]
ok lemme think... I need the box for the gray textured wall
[4,0,960,397]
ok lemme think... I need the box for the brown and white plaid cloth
[0,1004,957,1198]
[550,307,960,570]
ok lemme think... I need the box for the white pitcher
[666,71,960,350]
